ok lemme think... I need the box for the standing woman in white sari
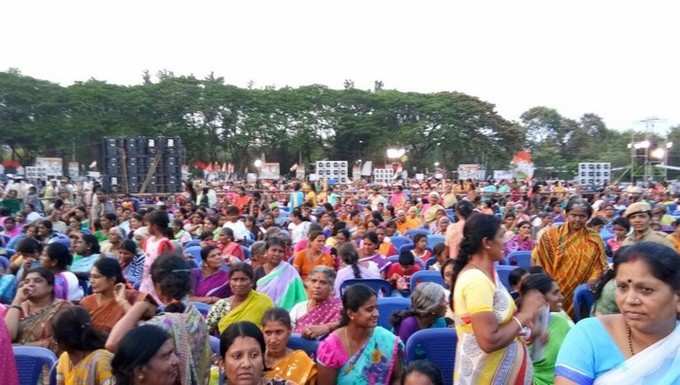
[555,242,680,385]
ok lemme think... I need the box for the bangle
[512,316,531,338]
[9,305,22,312]
[512,316,523,329]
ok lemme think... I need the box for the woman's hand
[114,283,128,305]
[302,325,329,339]
[517,290,546,325]
[12,284,30,306]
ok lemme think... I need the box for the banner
[493,170,514,181]
[35,157,63,177]
[259,162,280,179]
[68,162,80,178]
[457,164,482,180]
[511,151,535,179]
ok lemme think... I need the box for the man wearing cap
[621,201,674,248]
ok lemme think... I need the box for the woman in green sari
[317,284,403,385]
[206,262,273,335]
[256,237,307,311]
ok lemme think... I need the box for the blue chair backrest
[209,335,220,355]
[7,234,24,250]
[377,296,410,330]
[390,236,412,250]
[191,302,212,317]
[183,239,201,248]
[426,235,445,250]
[288,334,320,359]
[184,245,202,267]
[507,250,531,269]
[0,255,9,271]
[241,245,251,260]
[13,345,57,385]
[405,328,457,385]
[406,228,431,239]
[410,270,444,289]
[398,243,415,254]
[496,265,516,289]
[573,283,595,321]
[425,257,437,270]
[445,209,456,221]
[340,278,393,297]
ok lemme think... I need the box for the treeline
[1,69,677,179]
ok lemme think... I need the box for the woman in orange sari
[532,198,607,315]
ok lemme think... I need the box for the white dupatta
[594,322,680,385]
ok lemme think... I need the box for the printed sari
[317,326,403,385]
[191,269,230,298]
[532,224,607,315]
[17,299,70,353]
[56,349,114,385]
[293,297,342,334]
[217,290,274,333]
[146,303,211,385]
[453,268,532,385]
[256,262,307,311]
[266,349,317,385]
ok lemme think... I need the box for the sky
[2,0,679,134]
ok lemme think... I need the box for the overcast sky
[2,0,678,133]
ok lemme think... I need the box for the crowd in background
[1,174,680,385]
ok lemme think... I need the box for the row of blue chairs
[339,271,445,297]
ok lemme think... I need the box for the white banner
[458,164,482,180]
[493,170,514,181]
[259,162,280,179]
[35,157,63,176]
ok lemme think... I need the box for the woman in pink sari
[290,266,342,339]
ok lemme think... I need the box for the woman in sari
[262,308,317,385]
[216,227,243,262]
[0,312,19,385]
[503,220,534,258]
[293,230,335,280]
[317,284,403,385]
[451,214,545,385]
[52,307,114,385]
[4,267,71,352]
[532,198,607,315]
[555,242,680,385]
[106,254,211,385]
[290,266,342,338]
[206,262,273,335]
[258,237,307,311]
[189,245,230,304]
[80,258,138,334]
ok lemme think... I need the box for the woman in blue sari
[317,284,403,385]
[555,242,680,385]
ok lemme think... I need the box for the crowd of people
[1,174,680,385]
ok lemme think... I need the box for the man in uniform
[621,201,674,248]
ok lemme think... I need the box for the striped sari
[256,262,307,311]
[532,224,607,315]
[453,268,532,385]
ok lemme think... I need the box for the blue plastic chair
[13,345,58,385]
[377,296,410,330]
[390,236,413,250]
[183,239,201,248]
[209,335,220,355]
[241,245,251,260]
[409,270,444,289]
[425,257,437,270]
[426,235,445,250]
[445,209,456,221]
[405,228,431,239]
[398,243,415,254]
[340,278,393,296]
[7,234,24,250]
[496,265,516,289]
[184,245,203,267]
[405,328,457,385]
[288,334,320,359]
[573,283,595,321]
[507,250,532,269]
[0,256,9,271]
[191,302,212,317]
